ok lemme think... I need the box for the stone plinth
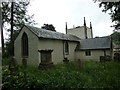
[38,50,54,69]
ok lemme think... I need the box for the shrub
[2,58,11,66]
[2,61,120,88]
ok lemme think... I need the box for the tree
[1,1,36,57]
[94,1,120,30]
[41,24,56,32]
[111,32,120,45]
[0,6,4,53]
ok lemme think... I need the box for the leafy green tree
[1,1,36,57]
[94,1,120,30]
[111,32,120,45]
[41,24,56,32]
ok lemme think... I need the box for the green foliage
[2,58,11,66]
[2,2,36,31]
[1,1,36,57]
[96,2,120,29]
[41,24,56,32]
[111,32,120,44]
[2,61,120,88]
[4,30,19,57]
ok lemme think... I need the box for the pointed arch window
[64,41,69,55]
[22,32,28,57]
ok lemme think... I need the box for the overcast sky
[0,0,115,47]
[28,0,114,37]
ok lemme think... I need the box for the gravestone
[63,57,69,64]
[114,53,120,62]
[100,55,111,62]
[22,57,27,67]
[38,50,53,69]
[76,59,82,68]
[9,56,17,71]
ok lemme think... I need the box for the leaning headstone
[77,59,82,68]
[105,55,111,61]
[100,56,105,62]
[63,57,69,64]
[114,53,120,62]
[22,57,27,67]
[9,56,17,71]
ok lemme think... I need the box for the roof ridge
[24,25,80,41]
[80,36,110,40]
[27,25,67,35]
[77,36,111,50]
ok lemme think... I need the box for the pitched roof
[25,25,80,41]
[114,45,120,49]
[77,36,111,50]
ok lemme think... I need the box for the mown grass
[2,61,120,88]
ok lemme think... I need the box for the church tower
[66,18,93,39]
[90,22,93,38]
[65,22,68,34]
[84,17,87,39]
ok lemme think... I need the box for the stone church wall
[75,50,111,61]
[14,26,39,66]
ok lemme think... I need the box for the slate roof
[114,45,120,49]
[25,25,80,41]
[77,36,112,50]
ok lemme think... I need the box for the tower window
[22,32,28,57]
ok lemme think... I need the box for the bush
[2,61,120,88]
[2,58,11,66]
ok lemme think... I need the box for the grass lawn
[2,61,120,88]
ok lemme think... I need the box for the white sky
[0,0,115,47]
[27,0,114,37]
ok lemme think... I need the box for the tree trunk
[11,2,14,42]
[10,2,14,56]
[0,6,5,54]
[1,23,4,54]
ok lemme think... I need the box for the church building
[14,18,113,66]
[66,17,93,39]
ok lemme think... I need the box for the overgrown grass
[2,61,120,88]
